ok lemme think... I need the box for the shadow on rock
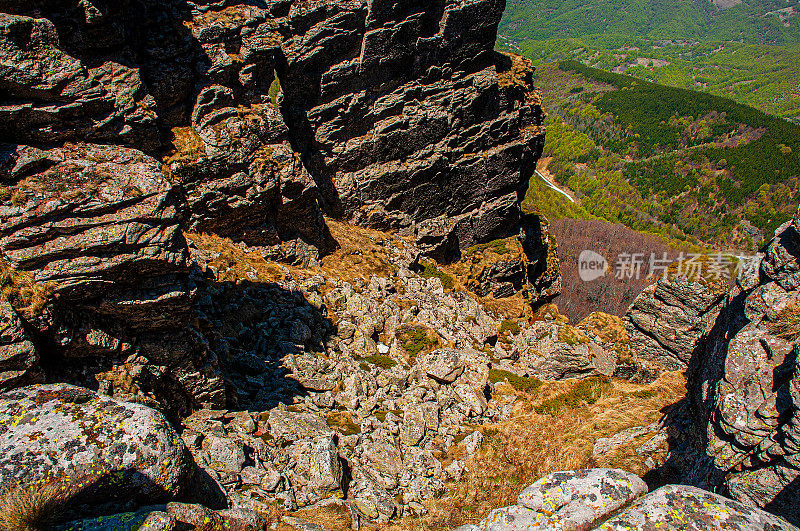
[195,277,336,411]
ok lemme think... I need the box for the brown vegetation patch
[374,371,685,530]
[0,482,68,531]
[0,259,54,319]
[165,126,207,165]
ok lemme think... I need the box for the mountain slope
[501,0,800,45]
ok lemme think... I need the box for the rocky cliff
[676,210,800,525]
[0,0,553,417]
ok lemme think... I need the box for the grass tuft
[499,319,521,335]
[361,354,397,369]
[489,369,542,393]
[769,301,800,342]
[0,483,68,531]
[534,376,612,415]
[420,262,454,290]
[326,411,361,436]
[396,325,438,360]
[0,260,54,318]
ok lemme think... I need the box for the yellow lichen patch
[0,258,54,319]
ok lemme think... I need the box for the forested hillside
[523,62,800,250]
[501,0,800,45]
[499,0,800,123]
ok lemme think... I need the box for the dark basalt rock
[279,0,547,267]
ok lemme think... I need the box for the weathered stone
[0,384,206,516]
[289,435,344,500]
[268,409,334,442]
[678,212,800,525]
[624,264,727,372]
[516,468,647,529]
[416,348,464,384]
[0,143,225,417]
[600,485,798,530]
[0,297,41,389]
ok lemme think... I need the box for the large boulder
[465,469,797,531]
[601,485,796,530]
[0,384,222,517]
[624,259,729,372]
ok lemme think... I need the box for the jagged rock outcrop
[0,0,553,276]
[0,142,225,416]
[678,211,800,525]
[457,468,797,531]
[0,384,225,520]
[280,1,547,265]
[0,296,40,388]
[0,0,557,414]
[624,261,729,372]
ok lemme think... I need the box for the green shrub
[489,369,542,393]
[466,239,512,256]
[362,354,397,369]
[499,319,521,335]
[397,326,437,359]
[420,262,454,290]
[534,376,612,415]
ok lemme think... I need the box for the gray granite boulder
[600,485,797,530]
[475,468,647,530]
[468,469,797,531]
[0,384,217,516]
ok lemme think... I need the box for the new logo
[578,250,608,282]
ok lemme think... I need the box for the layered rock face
[0,0,553,415]
[624,265,729,372]
[679,213,800,525]
[280,1,546,262]
[0,143,225,416]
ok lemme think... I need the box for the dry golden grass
[186,219,400,291]
[164,126,207,165]
[376,371,685,531]
[0,483,68,531]
[770,301,800,341]
[0,259,54,319]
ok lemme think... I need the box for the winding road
[535,168,575,203]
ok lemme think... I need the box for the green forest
[523,62,800,250]
[499,0,800,124]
